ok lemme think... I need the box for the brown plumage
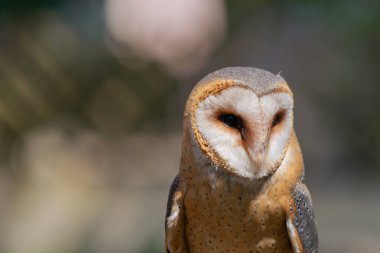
[165,67,318,253]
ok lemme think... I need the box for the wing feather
[165,175,188,253]
[287,183,318,253]
[165,175,180,228]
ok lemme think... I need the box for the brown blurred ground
[0,0,379,252]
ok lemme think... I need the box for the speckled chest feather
[185,176,292,253]
[181,132,304,253]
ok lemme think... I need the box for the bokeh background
[0,0,379,252]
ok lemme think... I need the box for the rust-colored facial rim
[190,80,235,172]
[190,79,292,176]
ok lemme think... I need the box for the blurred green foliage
[0,0,379,167]
[0,0,62,13]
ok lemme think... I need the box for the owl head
[186,67,294,179]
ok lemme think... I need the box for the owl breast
[184,172,293,253]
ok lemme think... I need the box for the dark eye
[272,111,285,127]
[219,114,242,129]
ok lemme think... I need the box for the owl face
[190,79,294,180]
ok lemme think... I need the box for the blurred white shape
[105,0,226,77]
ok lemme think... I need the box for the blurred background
[0,0,379,252]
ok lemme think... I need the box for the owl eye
[272,111,285,127]
[219,114,243,130]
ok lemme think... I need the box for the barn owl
[165,67,318,253]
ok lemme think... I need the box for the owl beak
[248,131,269,171]
[251,150,265,170]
